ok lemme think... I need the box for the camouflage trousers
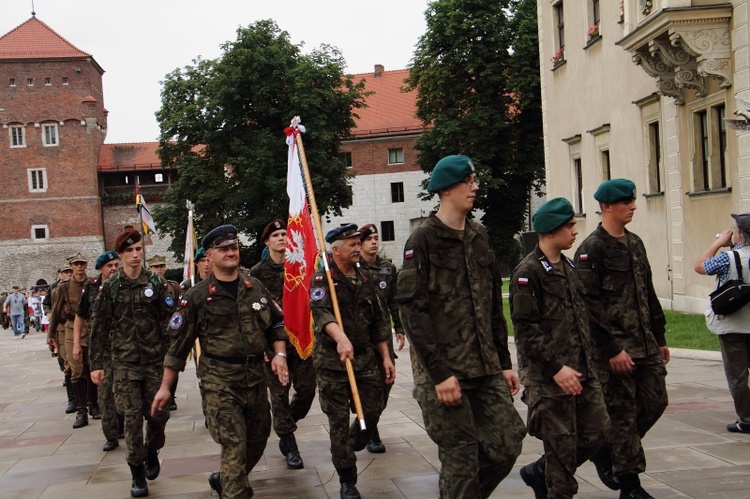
[113,363,169,467]
[265,348,317,437]
[596,354,668,476]
[99,361,120,441]
[203,381,271,499]
[316,368,384,469]
[414,374,526,499]
[523,378,609,498]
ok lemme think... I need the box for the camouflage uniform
[510,247,609,498]
[89,269,175,467]
[78,275,119,442]
[574,224,668,477]
[249,258,316,437]
[397,214,526,499]
[164,273,285,499]
[309,258,390,470]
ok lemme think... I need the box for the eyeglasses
[462,177,480,187]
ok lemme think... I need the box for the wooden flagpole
[291,117,366,430]
[136,176,148,269]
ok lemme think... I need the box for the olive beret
[594,178,637,203]
[114,229,142,253]
[262,219,287,242]
[194,247,207,262]
[95,251,119,270]
[202,225,238,249]
[427,155,476,193]
[532,197,575,234]
[325,224,361,244]
[359,223,378,241]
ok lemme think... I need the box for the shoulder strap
[732,251,743,281]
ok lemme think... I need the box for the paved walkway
[0,329,748,498]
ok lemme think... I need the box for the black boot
[64,373,76,414]
[591,443,620,490]
[208,471,223,497]
[519,456,547,499]
[87,378,101,419]
[618,473,654,499]
[278,433,304,469]
[72,381,89,429]
[129,463,148,497]
[366,428,385,453]
[103,438,119,451]
[145,447,160,480]
[118,414,125,439]
[337,466,361,499]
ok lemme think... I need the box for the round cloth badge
[252,302,261,311]
[144,288,154,298]
[311,287,326,302]
[260,297,268,304]
[379,281,387,289]
[168,313,183,330]
[165,296,174,307]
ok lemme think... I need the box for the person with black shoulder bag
[695,213,750,434]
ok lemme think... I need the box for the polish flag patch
[404,249,414,259]
[518,277,529,285]
[579,254,589,261]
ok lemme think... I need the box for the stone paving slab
[1,329,749,498]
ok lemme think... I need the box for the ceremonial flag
[135,183,157,235]
[283,125,318,359]
[183,201,197,283]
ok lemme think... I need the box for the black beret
[532,198,575,234]
[594,179,637,203]
[115,229,142,253]
[202,225,238,249]
[325,224,360,244]
[262,219,287,242]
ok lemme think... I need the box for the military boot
[87,378,101,419]
[618,473,654,499]
[145,447,160,480]
[591,443,620,490]
[72,381,89,429]
[208,471,222,498]
[64,373,76,414]
[337,466,361,499]
[129,463,149,497]
[278,433,304,469]
[118,414,125,439]
[366,427,386,453]
[519,456,547,499]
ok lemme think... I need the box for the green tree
[406,0,544,273]
[154,20,366,262]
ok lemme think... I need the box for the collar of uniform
[427,213,479,241]
[532,245,573,274]
[330,259,368,284]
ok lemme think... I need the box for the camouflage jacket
[309,257,390,372]
[574,224,667,361]
[359,256,403,335]
[89,269,175,371]
[397,214,511,386]
[49,277,89,340]
[510,246,595,386]
[77,274,112,359]
[249,258,284,304]
[164,273,286,388]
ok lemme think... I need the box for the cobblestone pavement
[0,328,748,498]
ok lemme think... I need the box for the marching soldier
[152,224,289,499]
[357,223,405,453]
[250,219,317,470]
[309,224,395,499]
[89,229,175,498]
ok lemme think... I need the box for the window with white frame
[9,125,25,147]
[42,123,58,146]
[31,225,49,241]
[388,148,404,165]
[689,94,727,193]
[28,168,47,193]
[554,1,565,57]
[562,134,583,214]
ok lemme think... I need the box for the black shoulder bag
[710,251,750,315]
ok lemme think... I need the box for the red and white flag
[183,201,197,283]
[283,123,318,358]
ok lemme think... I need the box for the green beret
[194,247,207,262]
[594,178,637,203]
[95,251,119,270]
[427,155,476,193]
[533,198,575,234]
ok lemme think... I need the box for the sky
[2,0,430,143]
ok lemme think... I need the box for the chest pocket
[601,259,629,292]
[541,278,568,320]
[428,250,459,295]
[201,297,236,331]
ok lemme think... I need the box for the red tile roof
[98,142,162,171]
[0,16,94,61]
[350,67,423,137]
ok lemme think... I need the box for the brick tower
[0,16,106,289]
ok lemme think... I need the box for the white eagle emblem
[286,228,307,272]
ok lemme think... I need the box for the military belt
[202,352,264,365]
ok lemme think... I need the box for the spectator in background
[4,286,28,339]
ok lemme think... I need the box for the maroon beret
[359,223,378,241]
[114,229,142,253]
[261,219,287,242]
